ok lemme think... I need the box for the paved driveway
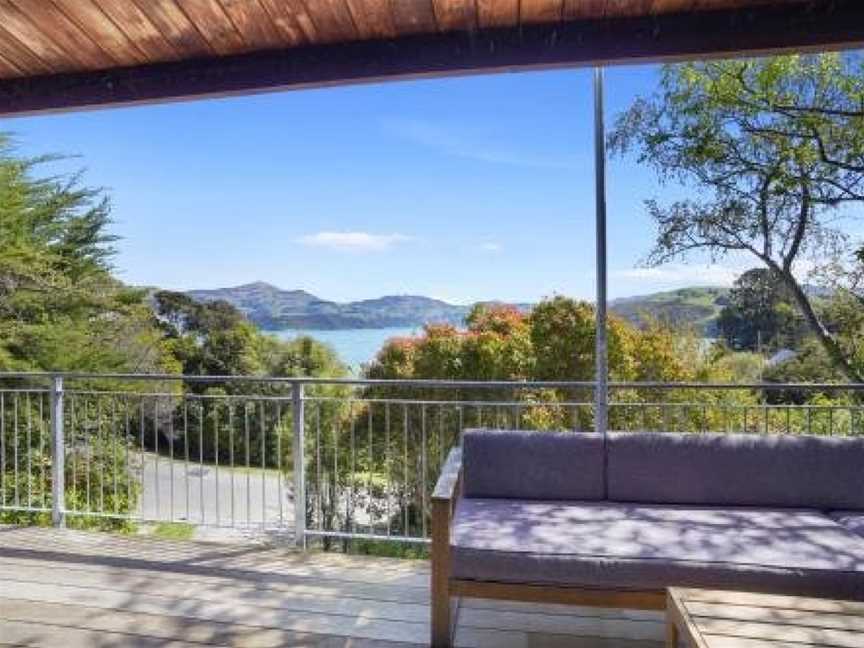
[135,452,294,530]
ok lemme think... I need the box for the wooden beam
[1,0,863,116]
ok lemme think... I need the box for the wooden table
[666,587,864,648]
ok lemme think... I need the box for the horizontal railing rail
[0,372,861,547]
[1,370,864,390]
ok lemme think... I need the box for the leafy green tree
[0,136,173,374]
[530,296,635,381]
[717,268,807,352]
[610,54,864,381]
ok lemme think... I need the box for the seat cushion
[607,432,864,509]
[462,429,605,501]
[830,511,864,539]
[451,499,864,600]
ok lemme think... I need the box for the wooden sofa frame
[430,447,667,647]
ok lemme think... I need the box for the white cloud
[479,242,502,253]
[297,231,413,252]
[382,118,579,170]
[612,263,742,286]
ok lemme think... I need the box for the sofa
[430,428,864,646]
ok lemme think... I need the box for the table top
[667,587,864,648]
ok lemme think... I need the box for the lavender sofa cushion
[607,432,864,509]
[461,429,605,501]
[451,499,864,600]
[830,511,864,539]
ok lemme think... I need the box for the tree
[610,54,864,381]
[0,135,173,374]
[717,268,806,352]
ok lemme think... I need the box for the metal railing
[0,372,861,546]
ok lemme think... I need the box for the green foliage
[152,522,195,540]
[0,136,174,376]
[609,54,864,381]
[718,268,808,352]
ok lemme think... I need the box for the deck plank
[0,525,664,648]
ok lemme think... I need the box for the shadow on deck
[0,525,663,647]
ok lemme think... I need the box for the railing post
[292,382,306,549]
[50,375,65,528]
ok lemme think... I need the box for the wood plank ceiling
[0,0,862,115]
[0,0,815,80]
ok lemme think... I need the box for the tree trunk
[776,267,864,383]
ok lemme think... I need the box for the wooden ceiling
[0,0,862,115]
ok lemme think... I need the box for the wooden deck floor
[0,526,664,647]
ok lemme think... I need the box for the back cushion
[462,429,605,501]
[607,432,864,510]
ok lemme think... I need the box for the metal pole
[292,382,306,548]
[50,375,65,527]
[593,67,609,437]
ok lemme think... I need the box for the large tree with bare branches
[610,54,864,382]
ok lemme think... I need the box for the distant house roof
[0,0,862,116]
[767,349,798,367]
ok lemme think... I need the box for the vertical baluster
[12,394,18,507]
[229,401,235,528]
[385,401,391,537]
[214,401,220,526]
[99,397,106,514]
[245,402,251,528]
[403,403,408,536]
[332,400,339,535]
[85,396,91,513]
[261,400,267,529]
[349,401,355,534]
[316,401,322,532]
[421,403,427,539]
[367,403,373,535]
[154,400,159,519]
[438,404,444,472]
[26,392,32,508]
[39,393,45,510]
[112,399,119,514]
[184,400,190,523]
[292,382,305,549]
[199,400,205,525]
[126,396,132,522]
[140,398,145,519]
[168,398,174,522]
[50,377,64,527]
[276,401,283,530]
[1,392,5,508]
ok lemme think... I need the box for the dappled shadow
[0,525,430,646]
[450,499,864,601]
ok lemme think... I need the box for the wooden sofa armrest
[431,446,462,647]
[432,447,462,504]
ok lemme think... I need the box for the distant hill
[186,282,729,334]
[187,282,471,330]
[609,286,728,335]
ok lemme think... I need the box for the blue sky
[4,63,758,303]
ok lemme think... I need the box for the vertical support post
[593,66,609,438]
[292,381,306,548]
[50,375,65,528]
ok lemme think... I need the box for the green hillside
[609,286,729,335]
[184,282,729,334]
